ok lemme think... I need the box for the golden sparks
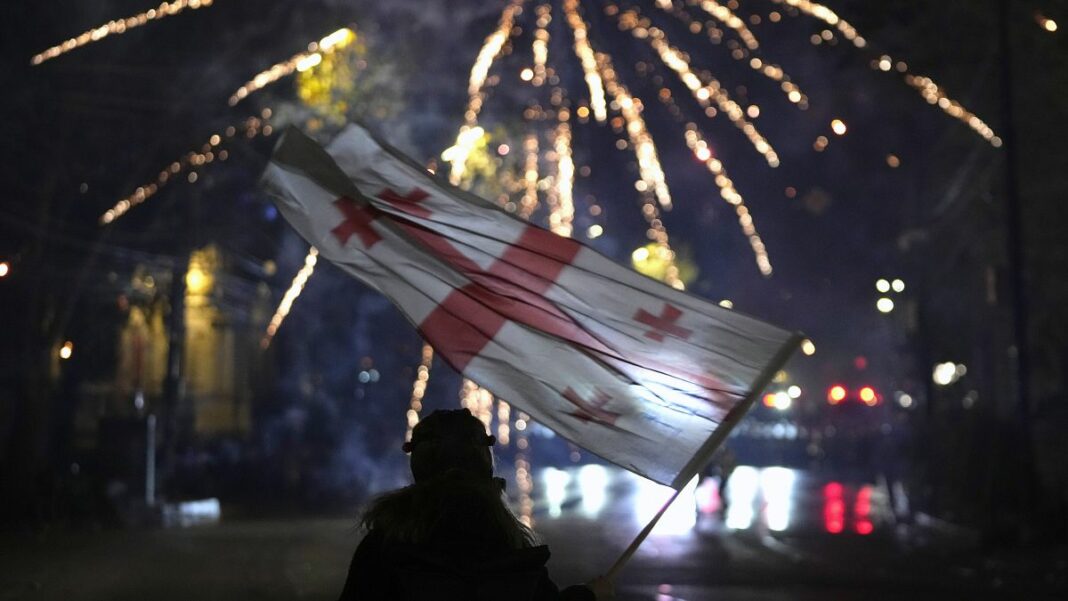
[229,28,356,106]
[549,118,576,236]
[404,344,434,442]
[770,0,866,47]
[617,13,780,167]
[100,112,272,224]
[31,0,215,65]
[444,0,524,184]
[684,127,772,275]
[562,0,608,122]
[261,247,319,349]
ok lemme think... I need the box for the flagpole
[605,333,804,580]
[606,486,683,579]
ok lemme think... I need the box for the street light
[0,261,8,278]
[876,297,894,313]
[876,279,890,293]
[59,341,74,360]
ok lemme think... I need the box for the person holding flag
[338,408,612,600]
[262,123,800,592]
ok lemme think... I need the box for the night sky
[3,0,1065,417]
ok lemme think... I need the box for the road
[1,465,1062,600]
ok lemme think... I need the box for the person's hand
[585,575,614,600]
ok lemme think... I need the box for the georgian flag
[262,124,800,488]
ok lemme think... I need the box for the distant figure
[338,409,613,601]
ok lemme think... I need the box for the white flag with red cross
[262,124,801,489]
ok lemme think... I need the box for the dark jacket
[338,530,594,601]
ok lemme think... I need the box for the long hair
[361,470,538,551]
[361,409,538,551]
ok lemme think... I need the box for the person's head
[403,409,496,484]
[362,408,537,550]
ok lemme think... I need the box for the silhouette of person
[338,409,613,600]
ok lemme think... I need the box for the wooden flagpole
[605,334,804,580]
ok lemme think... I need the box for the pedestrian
[338,408,613,600]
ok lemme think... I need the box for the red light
[853,355,868,370]
[854,485,873,535]
[828,385,847,404]
[763,393,776,407]
[859,386,877,405]
[823,481,845,534]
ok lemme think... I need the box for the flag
[262,123,801,488]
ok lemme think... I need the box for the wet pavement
[1,465,1064,600]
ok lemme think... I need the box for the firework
[549,119,576,236]
[530,4,552,86]
[782,1,999,146]
[652,1,807,105]
[616,12,780,167]
[904,73,1002,147]
[771,0,866,47]
[31,0,215,65]
[261,247,319,349]
[562,0,608,122]
[445,0,525,184]
[684,128,772,275]
[404,343,434,441]
[229,28,356,106]
[100,112,272,224]
[519,133,541,219]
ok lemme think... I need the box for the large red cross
[329,188,431,249]
[634,303,692,342]
[325,186,598,373]
[563,387,621,426]
[411,224,606,372]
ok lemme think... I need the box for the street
[2,465,1062,600]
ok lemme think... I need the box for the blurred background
[1,0,1066,599]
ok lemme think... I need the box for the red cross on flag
[262,124,801,489]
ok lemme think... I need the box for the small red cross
[563,387,621,426]
[330,188,431,249]
[331,196,382,248]
[378,187,431,218]
[634,303,692,342]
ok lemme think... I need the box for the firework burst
[31,0,215,66]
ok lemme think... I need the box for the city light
[886,154,901,168]
[859,386,877,406]
[801,339,816,356]
[59,341,74,360]
[896,392,914,408]
[823,481,845,534]
[830,118,847,135]
[586,224,604,239]
[876,297,895,313]
[828,385,846,404]
[1037,14,1058,32]
[773,392,792,410]
[876,278,890,293]
[0,262,9,278]
[932,361,965,386]
[891,278,905,292]
[787,385,802,398]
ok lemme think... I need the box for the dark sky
[2,0,1043,387]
